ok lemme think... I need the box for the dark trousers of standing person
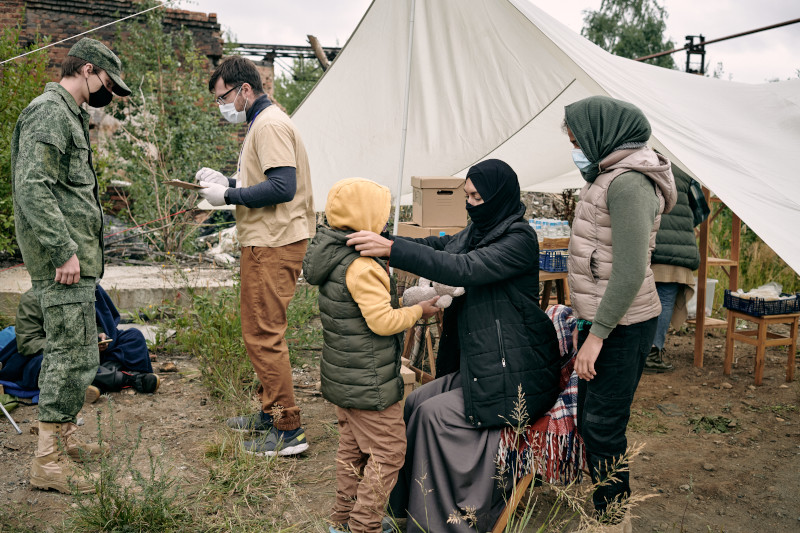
[576,317,657,518]
[239,240,307,431]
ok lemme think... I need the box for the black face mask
[86,72,113,108]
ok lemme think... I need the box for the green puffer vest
[651,167,700,270]
[303,227,404,411]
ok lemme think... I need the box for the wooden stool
[724,310,799,385]
[539,271,569,309]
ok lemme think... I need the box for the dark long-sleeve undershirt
[224,166,297,208]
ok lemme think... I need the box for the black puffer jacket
[390,206,561,428]
[651,166,700,270]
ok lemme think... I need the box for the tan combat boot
[62,421,110,462]
[30,422,96,494]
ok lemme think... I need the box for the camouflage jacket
[12,82,104,281]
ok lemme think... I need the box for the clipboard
[163,179,207,190]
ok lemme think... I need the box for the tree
[0,10,50,255]
[272,57,322,115]
[582,0,676,69]
[101,7,239,254]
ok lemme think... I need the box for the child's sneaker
[242,426,309,457]
[226,411,273,433]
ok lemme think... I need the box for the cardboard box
[411,176,467,227]
[400,364,417,406]
[396,222,465,239]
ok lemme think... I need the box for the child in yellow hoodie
[303,178,439,533]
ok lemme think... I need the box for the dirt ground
[0,325,798,532]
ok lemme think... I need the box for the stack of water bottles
[528,218,571,241]
[529,218,570,272]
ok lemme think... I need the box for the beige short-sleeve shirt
[235,105,315,247]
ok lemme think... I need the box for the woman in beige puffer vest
[563,95,676,528]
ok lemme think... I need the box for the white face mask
[571,148,592,171]
[219,87,247,124]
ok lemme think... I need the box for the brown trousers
[331,402,407,533]
[240,240,307,431]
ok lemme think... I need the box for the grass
[61,271,661,532]
[66,406,193,532]
[628,409,669,435]
[0,506,35,533]
[140,273,321,409]
[56,278,328,532]
[194,431,323,532]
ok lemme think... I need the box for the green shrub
[161,277,320,407]
[708,206,799,315]
[99,6,239,254]
[0,9,50,255]
[67,407,193,532]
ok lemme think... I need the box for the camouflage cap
[67,37,131,97]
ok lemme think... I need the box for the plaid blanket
[496,304,586,484]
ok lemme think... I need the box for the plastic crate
[723,290,800,317]
[539,249,568,272]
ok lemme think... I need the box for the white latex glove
[198,181,229,206]
[195,167,228,187]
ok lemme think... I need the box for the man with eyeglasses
[11,37,131,494]
[195,56,315,457]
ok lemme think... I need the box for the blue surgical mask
[571,149,592,171]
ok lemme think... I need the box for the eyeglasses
[216,85,241,105]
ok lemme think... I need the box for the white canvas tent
[292,0,800,275]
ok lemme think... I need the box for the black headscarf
[465,159,524,240]
[564,95,651,183]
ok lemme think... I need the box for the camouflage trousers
[31,277,100,423]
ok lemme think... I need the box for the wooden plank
[425,329,436,379]
[539,271,568,282]
[707,257,738,267]
[687,317,728,329]
[754,319,768,385]
[694,186,711,367]
[724,313,735,375]
[491,473,534,533]
[540,237,570,249]
[787,317,797,382]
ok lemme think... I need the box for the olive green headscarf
[564,95,652,183]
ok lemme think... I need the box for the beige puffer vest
[568,148,676,326]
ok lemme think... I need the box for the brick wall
[0,0,25,31]
[1,0,223,79]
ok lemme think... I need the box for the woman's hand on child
[346,230,393,257]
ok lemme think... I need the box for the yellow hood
[325,178,391,233]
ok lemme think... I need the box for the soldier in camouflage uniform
[11,38,130,494]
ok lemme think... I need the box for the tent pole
[391,0,416,237]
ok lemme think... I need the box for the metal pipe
[0,401,22,435]
[634,17,800,62]
[392,0,417,239]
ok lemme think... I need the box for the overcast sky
[184,0,799,84]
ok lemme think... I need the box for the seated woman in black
[346,159,561,532]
